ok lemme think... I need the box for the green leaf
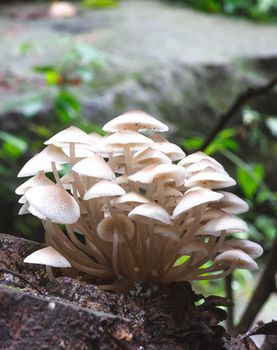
[0,132,27,155]
[182,136,204,151]
[236,163,265,199]
[46,70,60,85]
[54,90,81,122]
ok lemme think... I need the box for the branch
[225,273,235,335]
[199,76,277,151]
[236,235,277,334]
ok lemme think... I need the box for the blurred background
[0,0,276,338]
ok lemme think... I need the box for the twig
[0,267,43,295]
[225,273,235,335]
[199,76,277,151]
[236,235,277,334]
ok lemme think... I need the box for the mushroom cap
[129,164,186,186]
[103,110,169,132]
[97,214,135,242]
[179,151,222,168]
[180,241,208,256]
[197,213,248,236]
[133,147,171,166]
[112,191,150,209]
[25,185,80,224]
[185,158,225,175]
[84,180,126,200]
[15,172,54,195]
[154,225,180,241]
[72,154,115,180]
[103,131,155,151]
[24,246,71,268]
[18,152,64,177]
[28,205,47,220]
[173,187,224,219]
[185,168,236,189]
[224,239,263,259]
[215,249,258,270]
[62,144,94,158]
[128,202,171,225]
[18,202,30,215]
[216,191,249,214]
[45,126,91,146]
[151,134,186,161]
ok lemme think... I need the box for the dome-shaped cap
[97,214,135,242]
[185,159,225,175]
[45,126,91,146]
[154,225,180,241]
[103,110,169,133]
[185,168,236,189]
[72,154,115,180]
[25,185,80,224]
[17,148,65,177]
[197,213,248,236]
[151,134,186,161]
[179,151,222,168]
[133,147,171,166]
[24,246,71,268]
[173,187,223,219]
[180,241,208,256]
[112,191,150,209]
[15,172,54,195]
[129,164,186,186]
[84,180,126,200]
[129,202,171,225]
[103,131,155,151]
[215,249,258,270]
[215,191,249,214]
[224,239,263,259]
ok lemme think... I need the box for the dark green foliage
[169,0,277,22]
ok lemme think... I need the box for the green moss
[81,0,118,9]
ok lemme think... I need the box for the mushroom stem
[156,178,165,205]
[51,161,63,188]
[112,228,121,278]
[123,145,133,175]
[46,265,54,281]
[146,219,155,279]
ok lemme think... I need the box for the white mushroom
[103,110,169,133]
[25,185,80,224]
[24,246,71,280]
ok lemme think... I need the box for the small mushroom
[197,213,248,236]
[15,172,54,195]
[25,185,80,224]
[129,202,171,225]
[24,246,71,280]
[215,249,258,270]
[72,154,115,181]
[151,134,186,161]
[224,239,263,259]
[173,187,223,219]
[103,110,169,133]
[185,168,236,189]
[84,180,126,200]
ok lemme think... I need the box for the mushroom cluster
[17,111,263,291]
